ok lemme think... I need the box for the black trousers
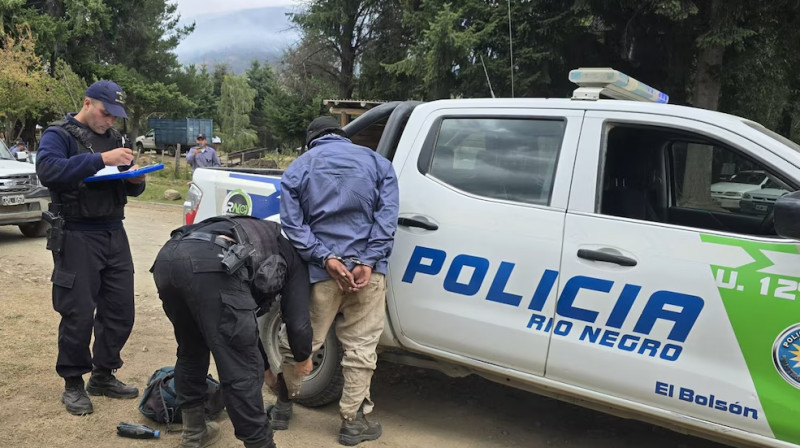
[50,228,134,378]
[152,239,271,445]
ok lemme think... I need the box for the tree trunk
[680,0,724,209]
[337,3,357,99]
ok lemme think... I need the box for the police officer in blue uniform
[36,80,146,416]
[152,216,313,448]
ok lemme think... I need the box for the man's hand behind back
[352,265,372,290]
[325,258,357,292]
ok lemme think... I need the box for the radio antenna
[480,55,495,98]
[507,0,514,97]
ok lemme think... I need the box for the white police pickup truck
[186,68,800,448]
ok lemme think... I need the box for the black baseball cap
[306,116,345,147]
[85,80,128,119]
[196,133,206,140]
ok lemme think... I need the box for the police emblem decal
[224,189,252,216]
[772,323,800,389]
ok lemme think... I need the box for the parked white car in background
[740,179,791,215]
[0,140,50,237]
[710,170,769,210]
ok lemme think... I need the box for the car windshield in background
[0,139,12,160]
[743,120,800,153]
[729,172,766,185]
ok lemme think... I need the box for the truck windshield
[743,120,800,152]
[0,139,12,160]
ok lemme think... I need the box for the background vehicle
[0,140,49,237]
[186,69,800,448]
[740,179,791,215]
[710,170,769,210]
[135,118,213,156]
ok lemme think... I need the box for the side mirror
[774,191,800,239]
[15,152,27,161]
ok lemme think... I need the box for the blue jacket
[280,135,399,283]
[37,114,144,198]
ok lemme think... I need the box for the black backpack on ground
[138,366,225,425]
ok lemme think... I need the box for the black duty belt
[181,232,235,249]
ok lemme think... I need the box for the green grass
[129,160,191,205]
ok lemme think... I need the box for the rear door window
[423,117,566,206]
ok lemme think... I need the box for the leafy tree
[218,74,258,151]
[95,64,195,140]
[173,64,217,119]
[246,60,278,148]
[292,0,386,98]
[262,44,337,150]
[384,2,492,99]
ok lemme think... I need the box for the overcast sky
[175,0,297,20]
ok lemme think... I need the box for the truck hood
[743,188,791,201]
[710,182,762,194]
[0,159,35,176]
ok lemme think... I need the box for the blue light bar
[569,68,669,103]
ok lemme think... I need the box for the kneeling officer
[152,216,314,448]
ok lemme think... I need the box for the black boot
[61,376,93,416]
[244,439,277,448]
[267,399,293,430]
[338,410,382,446]
[178,404,221,448]
[86,369,139,399]
[268,373,293,430]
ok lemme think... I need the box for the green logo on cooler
[701,234,800,444]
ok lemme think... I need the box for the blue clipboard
[84,164,165,183]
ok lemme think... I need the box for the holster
[43,210,66,254]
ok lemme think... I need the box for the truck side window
[425,117,565,206]
[599,124,794,236]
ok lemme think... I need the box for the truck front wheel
[135,142,144,152]
[18,220,50,238]
[258,300,344,408]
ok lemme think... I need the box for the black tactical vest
[48,120,127,221]
[173,216,286,305]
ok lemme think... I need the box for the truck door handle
[398,217,438,231]
[577,249,637,267]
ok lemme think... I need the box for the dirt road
[0,201,728,448]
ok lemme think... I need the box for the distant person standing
[186,133,220,170]
[10,140,28,159]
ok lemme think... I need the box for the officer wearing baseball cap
[35,80,147,416]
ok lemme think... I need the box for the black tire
[166,145,176,156]
[135,142,144,151]
[18,220,50,238]
[259,299,344,408]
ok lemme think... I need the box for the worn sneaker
[266,399,293,430]
[62,378,93,416]
[86,372,139,399]
[338,411,382,446]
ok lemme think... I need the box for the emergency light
[569,68,669,103]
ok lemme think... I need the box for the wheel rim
[264,316,331,378]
